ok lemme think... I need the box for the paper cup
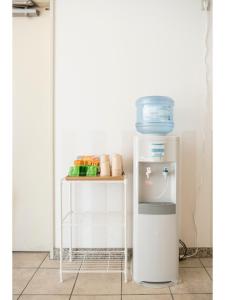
[100,154,110,163]
[112,154,122,169]
[112,169,122,176]
[100,162,110,176]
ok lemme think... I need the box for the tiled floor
[13,253,212,300]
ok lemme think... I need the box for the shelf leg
[124,178,128,283]
[69,182,73,262]
[60,179,63,282]
[105,183,108,249]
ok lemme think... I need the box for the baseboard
[179,247,212,258]
[53,247,212,259]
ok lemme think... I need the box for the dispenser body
[133,135,179,284]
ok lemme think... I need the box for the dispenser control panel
[136,136,178,162]
[150,143,165,161]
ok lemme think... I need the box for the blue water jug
[135,96,174,135]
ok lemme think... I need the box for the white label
[150,143,165,158]
[143,105,170,122]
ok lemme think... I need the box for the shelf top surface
[64,175,126,181]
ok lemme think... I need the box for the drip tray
[138,202,176,215]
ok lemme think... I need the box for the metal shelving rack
[59,175,128,282]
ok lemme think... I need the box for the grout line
[14,293,212,299]
[35,267,59,269]
[179,258,203,268]
[199,258,213,280]
[179,267,205,269]
[14,267,55,269]
[17,253,49,299]
[13,261,63,270]
[205,268,212,280]
[68,273,79,300]
[14,293,213,296]
[120,258,123,300]
[171,292,213,295]
[121,270,122,300]
[74,294,169,296]
[37,252,49,268]
[16,294,71,296]
[199,258,205,268]
[15,294,122,296]
[68,261,82,300]
[169,286,174,300]
[122,294,173,295]
[203,266,212,280]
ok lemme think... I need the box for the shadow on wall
[122,130,134,175]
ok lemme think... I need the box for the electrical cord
[179,239,187,261]
[179,5,210,260]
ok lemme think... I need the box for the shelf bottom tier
[61,249,125,273]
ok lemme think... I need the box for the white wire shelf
[61,249,125,273]
[59,176,128,281]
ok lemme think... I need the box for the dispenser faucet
[162,167,169,179]
[146,167,152,179]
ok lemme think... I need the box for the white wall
[13,10,53,251]
[54,0,212,248]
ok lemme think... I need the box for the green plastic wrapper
[79,166,87,176]
[68,166,80,176]
[86,165,98,176]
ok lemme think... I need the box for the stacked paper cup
[111,154,123,176]
[100,154,110,176]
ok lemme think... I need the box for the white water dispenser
[133,135,179,285]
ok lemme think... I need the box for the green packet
[68,165,99,177]
[79,166,87,176]
[86,165,98,176]
[68,166,80,176]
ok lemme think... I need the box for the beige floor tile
[122,295,172,300]
[19,296,70,300]
[122,278,170,295]
[170,268,212,294]
[179,258,202,268]
[13,252,48,268]
[206,268,212,279]
[23,268,76,295]
[13,268,36,294]
[71,296,121,300]
[40,255,59,268]
[200,258,212,268]
[73,273,121,295]
[13,295,19,300]
[173,294,212,300]
[40,255,80,271]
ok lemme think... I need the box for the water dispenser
[133,135,179,284]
